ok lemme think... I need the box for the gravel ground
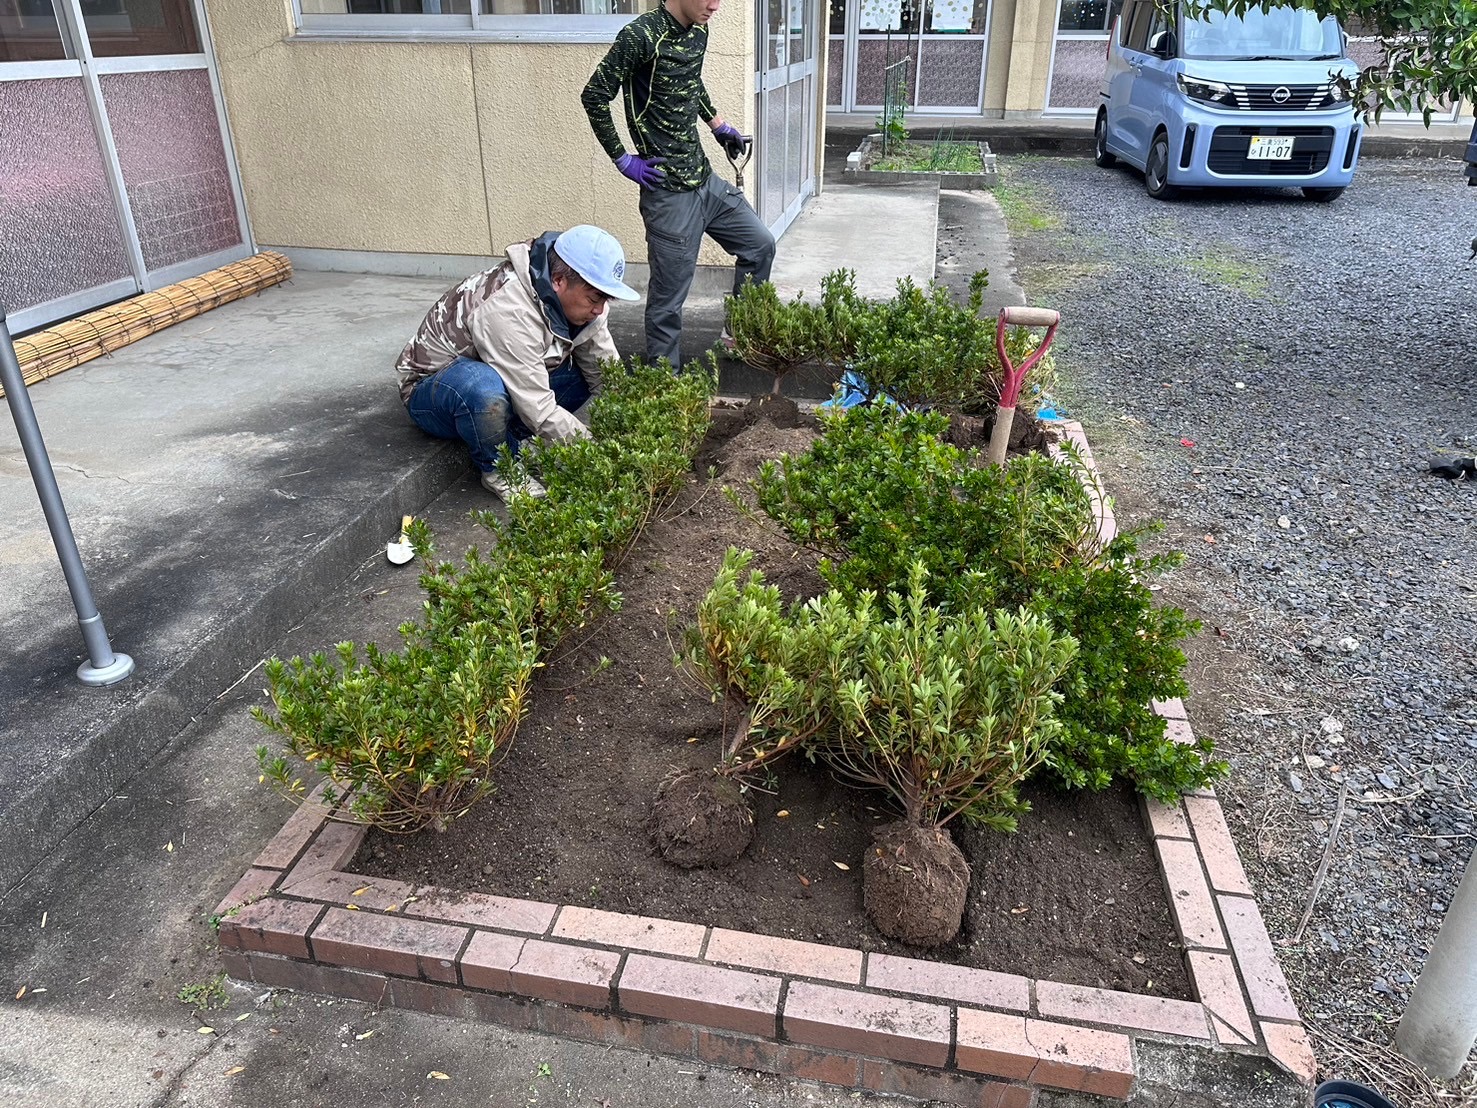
[993,155,1477,1105]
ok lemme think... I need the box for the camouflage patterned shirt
[581,6,717,193]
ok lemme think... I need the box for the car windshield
[1180,5,1342,60]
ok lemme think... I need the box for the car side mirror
[1148,30,1176,58]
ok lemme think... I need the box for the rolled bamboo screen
[1,251,293,399]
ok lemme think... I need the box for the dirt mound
[863,821,972,947]
[649,766,754,868]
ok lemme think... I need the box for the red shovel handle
[995,305,1060,408]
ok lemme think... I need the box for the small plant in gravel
[657,548,854,867]
[754,402,1224,803]
[254,360,715,833]
[177,972,230,1014]
[824,565,1077,947]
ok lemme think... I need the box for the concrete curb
[214,420,1313,1106]
[0,439,468,896]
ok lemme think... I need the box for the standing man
[395,225,640,501]
[581,0,775,368]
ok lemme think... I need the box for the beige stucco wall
[1001,0,1057,115]
[202,0,757,265]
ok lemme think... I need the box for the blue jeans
[405,356,590,472]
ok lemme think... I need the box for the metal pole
[1396,843,1477,1077]
[0,310,134,686]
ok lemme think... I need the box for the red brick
[705,928,863,983]
[219,897,324,959]
[469,989,539,1032]
[1209,1013,1255,1047]
[698,1031,870,1089]
[287,820,365,882]
[1188,951,1255,1045]
[860,1058,1031,1107]
[310,906,467,983]
[618,953,780,1037]
[536,1003,642,1048]
[775,1042,864,1087]
[1035,980,1209,1040]
[551,906,705,957]
[218,948,252,982]
[641,1018,698,1058]
[866,953,1029,1012]
[460,930,526,994]
[389,977,473,1018]
[696,1028,779,1073]
[279,868,415,911]
[245,952,390,1005]
[509,939,620,1007]
[1151,697,1188,721]
[956,1009,1038,1082]
[1218,896,1299,1022]
[1164,717,1196,746]
[1142,796,1192,840]
[407,888,557,935]
[783,981,950,1067]
[1183,796,1254,896]
[1261,1021,1317,1086]
[1154,838,1227,950]
[253,788,333,869]
[213,866,281,919]
[1025,1019,1134,1097]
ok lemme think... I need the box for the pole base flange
[78,653,135,687]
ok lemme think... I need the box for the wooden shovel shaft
[987,404,1015,466]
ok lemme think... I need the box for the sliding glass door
[0,0,251,333]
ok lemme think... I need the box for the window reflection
[80,0,201,57]
[1,0,68,62]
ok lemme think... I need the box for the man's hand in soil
[616,152,666,189]
[711,120,746,161]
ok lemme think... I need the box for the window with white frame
[295,0,659,39]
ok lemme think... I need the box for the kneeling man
[395,224,640,500]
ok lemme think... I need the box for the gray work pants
[639,173,776,367]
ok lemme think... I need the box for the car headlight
[1177,74,1236,107]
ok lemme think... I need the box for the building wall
[201,0,755,265]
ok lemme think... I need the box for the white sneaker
[479,468,546,501]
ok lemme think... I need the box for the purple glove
[616,152,666,189]
[711,121,747,160]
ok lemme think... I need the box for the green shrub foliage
[254,359,715,831]
[680,548,857,779]
[753,403,1224,802]
[827,565,1077,832]
[725,269,1031,412]
[682,553,1076,831]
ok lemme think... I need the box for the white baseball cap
[554,225,641,302]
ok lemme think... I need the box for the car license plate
[1248,135,1295,160]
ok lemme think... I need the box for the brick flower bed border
[216,421,1314,1107]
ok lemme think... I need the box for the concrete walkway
[0,181,962,1105]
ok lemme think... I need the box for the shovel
[987,305,1060,466]
[725,134,754,189]
[385,514,415,565]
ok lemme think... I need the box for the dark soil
[356,399,1192,998]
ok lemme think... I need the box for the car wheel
[1094,112,1117,168]
[1144,133,1177,200]
[1303,187,1345,203]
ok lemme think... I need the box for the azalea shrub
[753,402,1224,802]
[254,359,715,832]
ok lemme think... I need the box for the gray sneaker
[479,468,547,501]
